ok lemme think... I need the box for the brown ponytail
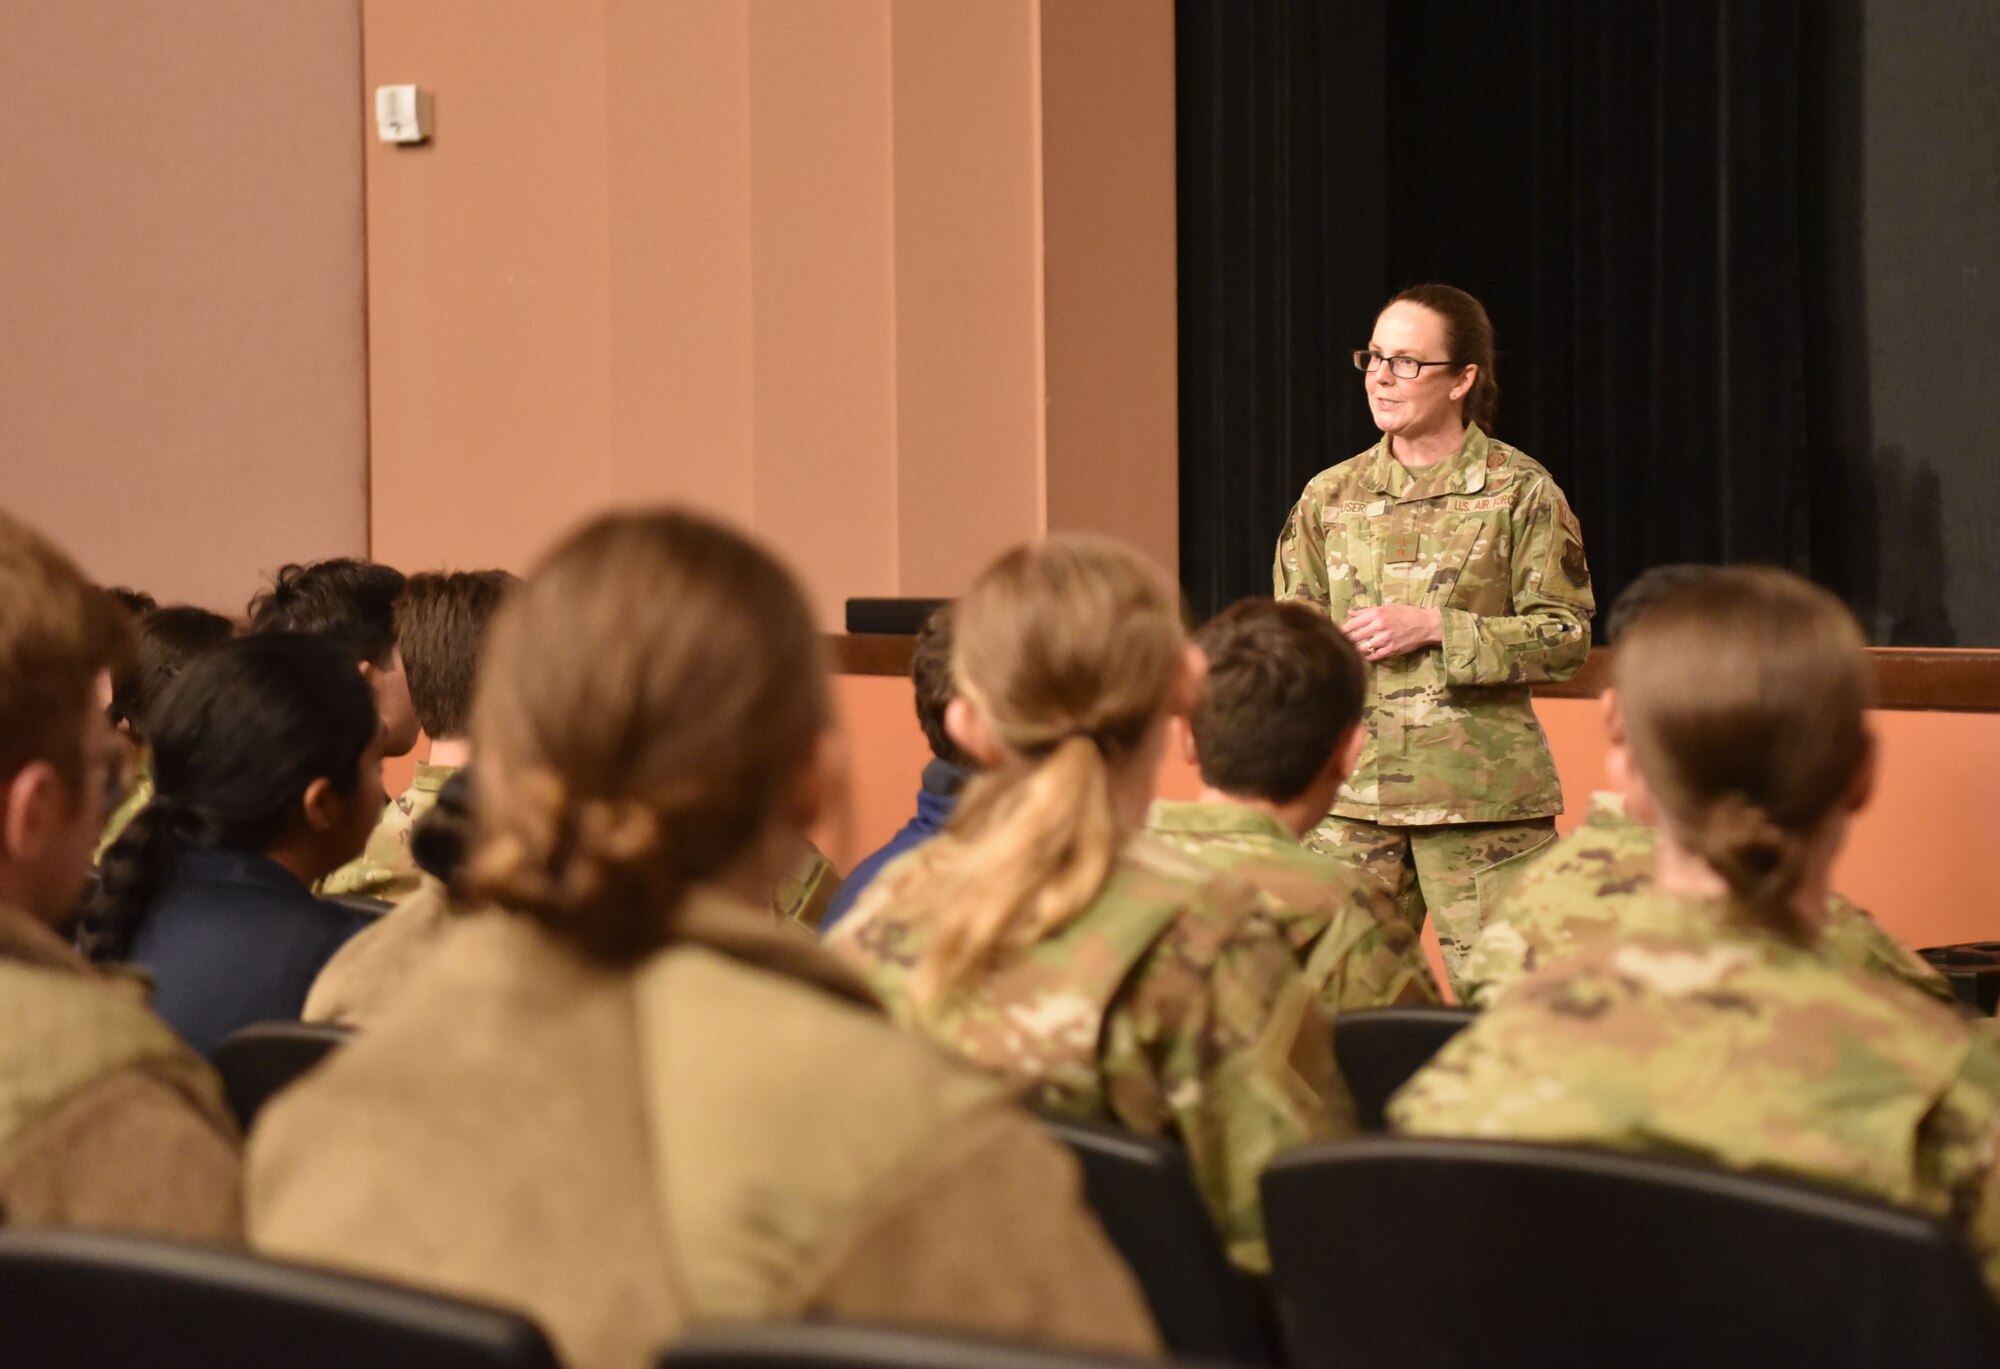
[1389,283,1499,433]
[468,509,829,963]
[908,535,1187,1006]
[1612,567,1872,938]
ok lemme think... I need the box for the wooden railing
[827,636,2000,714]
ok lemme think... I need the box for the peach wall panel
[886,0,1046,595]
[364,0,614,576]
[1038,0,1180,577]
[605,0,756,521]
[1,1,368,610]
[745,0,900,625]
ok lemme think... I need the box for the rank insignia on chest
[1384,525,1421,564]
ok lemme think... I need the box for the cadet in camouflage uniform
[322,572,517,900]
[322,760,451,899]
[1391,897,2000,1301]
[1146,598,1438,1012]
[1460,790,1957,1009]
[832,833,1349,1272]
[829,534,1350,1273]
[1399,567,2000,1291]
[1275,286,1592,990]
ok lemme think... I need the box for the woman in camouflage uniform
[832,534,1350,1272]
[1393,568,2000,1300]
[1275,284,1594,992]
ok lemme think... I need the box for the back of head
[911,604,968,767]
[0,513,132,922]
[1603,564,1723,644]
[913,534,1188,1004]
[247,558,406,667]
[88,633,380,959]
[108,587,157,619]
[111,606,236,742]
[0,511,132,796]
[1192,598,1366,801]
[394,570,519,740]
[1613,568,1872,934]
[468,508,829,964]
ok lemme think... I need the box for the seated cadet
[323,570,517,899]
[1459,564,1951,1008]
[87,635,384,1057]
[304,768,473,1026]
[248,557,420,759]
[98,605,235,858]
[1149,599,1439,1011]
[821,605,973,930]
[0,512,238,1238]
[248,510,1159,1369]
[830,535,1350,1272]
[1391,568,2000,1298]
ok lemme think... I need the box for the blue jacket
[821,760,970,931]
[126,845,371,1059]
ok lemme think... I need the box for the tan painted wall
[0,2,368,612]
[362,0,1176,613]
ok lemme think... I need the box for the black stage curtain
[1177,0,1877,636]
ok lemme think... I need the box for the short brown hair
[0,511,133,788]
[1614,567,1872,936]
[1191,599,1365,801]
[911,604,965,766]
[469,510,829,964]
[1388,283,1499,432]
[396,571,519,739]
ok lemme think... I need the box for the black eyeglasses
[1353,350,1460,379]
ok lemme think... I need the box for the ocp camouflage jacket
[1275,424,1594,824]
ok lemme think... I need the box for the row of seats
[8,1133,1995,1369]
[190,1013,2000,1369]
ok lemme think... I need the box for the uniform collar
[0,902,91,975]
[1359,422,1494,499]
[1146,798,1297,845]
[1585,790,1640,829]
[410,761,457,794]
[668,884,884,1012]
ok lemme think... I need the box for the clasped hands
[1342,605,1442,664]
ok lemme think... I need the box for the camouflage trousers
[1305,817,1556,998]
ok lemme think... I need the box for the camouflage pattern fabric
[1274,423,1593,825]
[1146,800,1439,1012]
[829,833,1351,1271]
[1309,814,1556,997]
[1391,895,2000,1301]
[776,841,841,931]
[1460,791,1958,1010]
[320,762,455,900]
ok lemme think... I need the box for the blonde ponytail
[913,736,1120,1005]
[906,536,1186,1006]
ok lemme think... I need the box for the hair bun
[1695,792,1807,919]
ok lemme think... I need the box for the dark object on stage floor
[1920,943,2000,1016]
[1331,1005,1475,1132]
[1263,1135,2000,1369]
[214,1019,353,1131]
[1040,1114,1274,1364]
[661,1321,1168,1369]
[0,1228,561,1369]
[845,598,951,636]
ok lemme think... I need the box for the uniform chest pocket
[1430,510,1512,616]
[1318,506,1373,614]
